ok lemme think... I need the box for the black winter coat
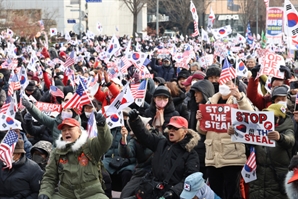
[0,154,44,199]
[129,117,200,198]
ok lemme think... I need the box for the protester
[285,155,298,199]
[38,115,113,199]
[247,103,295,199]
[188,79,215,179]
[30,140,53,171]
[180,172,221,199]
[144,83,179,133]
[0,139,44,199]
[197,78,254,199]
[22,94,81,144]
[128,112,200,199]
[118,116,158,198]
[166,81,189,120]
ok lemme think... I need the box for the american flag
[219,58,237,85]
[8,72,21,96]
[120,56,131,73]
[0,130,18,169]
[38,20,45,31]
[64,50,75,68]
[296,94,298,104]
[87,112,97,138]
[241,145,257,183]
[0,96,12,114]
[50,86,64,98]
[62,76,90,111]
[131,79,147,99]
[246,146,257,171]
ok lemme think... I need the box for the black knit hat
[177,70,190,80]
[153,83,170,98]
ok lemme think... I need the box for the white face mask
[61,111,73,120]
[85,112,92,118]
[277,101,287,108]
[219,84,231,96]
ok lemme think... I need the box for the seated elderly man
[38,113,113,199]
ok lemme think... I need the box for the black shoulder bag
[135,151,189,199]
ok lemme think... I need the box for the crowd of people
[1,29,298,199]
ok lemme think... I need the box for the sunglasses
[168,125,179,131]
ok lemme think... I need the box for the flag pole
[140,78,149,108]
[78,75,97,111]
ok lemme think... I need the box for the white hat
[111,78,123,87]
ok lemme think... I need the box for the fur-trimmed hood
[285,171,298,199]
[164,128,201,152]
[55,130,88,151]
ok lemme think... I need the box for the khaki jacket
[39,124,113,199]
[198,92,254,168]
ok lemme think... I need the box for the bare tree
[120,0,148,36]
[239,0,257,32]
[159,0,212,36]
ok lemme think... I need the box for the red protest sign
[199,104,238,133]
[35,102,62,116]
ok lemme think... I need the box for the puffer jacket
[102,127,136,175]
[199,92,254,168]
[0,154,44,199]
[129,117,200,198]
[172,90,189,120]
[249,115,295,199]
[39,123,113,199]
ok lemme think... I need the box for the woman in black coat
[144,84,179,133]
[128,112,200,199]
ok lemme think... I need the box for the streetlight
[156,0,159,37]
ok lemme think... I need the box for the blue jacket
[150,58,176,81]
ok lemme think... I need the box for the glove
[251,65,261,78]
[38,195,49,199]
[94,112,106,127]
[22,97,32,109]
[279,65,291,79]
[24,112,33,121]
[160,190,174,199]
[128,109,139,121]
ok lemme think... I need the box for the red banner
[35,102,62,116]
[199,104,238,133]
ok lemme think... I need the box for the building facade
[1,0,147,36]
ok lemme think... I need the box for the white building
[1,0,147,36]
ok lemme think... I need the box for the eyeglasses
[168,126,179,131]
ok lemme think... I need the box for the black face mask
[32,154,48,170]
[212,82,219,93]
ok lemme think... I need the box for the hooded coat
[249,115,295,199]
[39,124,113,199]
[129,117,201,198]
[188,80,215,178]
[0,154,44,199]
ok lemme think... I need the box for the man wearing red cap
[38,113,113,199]
[127,111,200,199]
